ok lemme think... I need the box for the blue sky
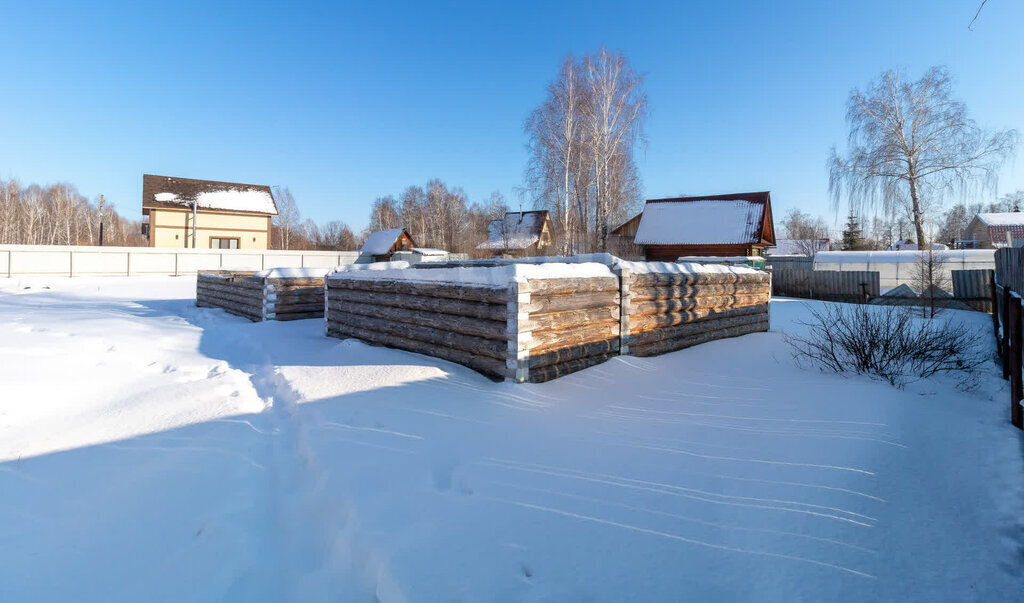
[1,0,1022,232]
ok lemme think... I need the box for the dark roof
[142,174,278,215]
[632,191,775,246]
[477,210,551,250]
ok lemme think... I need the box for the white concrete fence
[0,245,367,278]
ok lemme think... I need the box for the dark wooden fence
[771,268,879,303]
[992,248,1024,429]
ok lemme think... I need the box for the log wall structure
[324,270,621,383]
[196,270,326,321]
[618,266,772,357]
[324,261,771,382]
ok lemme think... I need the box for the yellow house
[142,174,278,249]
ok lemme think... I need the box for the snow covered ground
[1,276,1023,602]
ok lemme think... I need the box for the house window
[210,237,239,249]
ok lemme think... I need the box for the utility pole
[97,194,105,246]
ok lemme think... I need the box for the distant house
[361,228,416,261]
[476,210,554,257]
[142,174,279,249]
[965,212,1024,248]
[766,239,831,257]
[611,192,776,262]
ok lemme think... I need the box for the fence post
[1003,288,1011,380]
[992,280,1001,354]
[1012,297,1023,428]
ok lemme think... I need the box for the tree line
[0,178,145,246]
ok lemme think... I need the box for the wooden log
[525,277,619,296]
[197,300,263,322]
[326,278,509,304]
[630,283,770,302]
[528,353,617,383]
[327,312,509,360]
[528,323,619,355]
[522,306,620,333]
[326,323,509,379]
[521,292,619,314]
[266,277,324,287]
[275,312,324,321]
[196,289,264,312]
[197,276,264,290]
[326,300,507,341]
[628,311,769,346]
[633,272,770,287]
[629,320,769,357]
[197,281,267,298]
[527,339,620,370]
[630,294,770,318]
[629,303,769,335]
[327,288,506,321]
[273,302,325,313]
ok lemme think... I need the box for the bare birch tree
[829,67,1017,249]
[526,48,647,253]
[272,186,300,250]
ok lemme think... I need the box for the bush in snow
[785,303,985,388]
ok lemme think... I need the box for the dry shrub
[786,303,985,388]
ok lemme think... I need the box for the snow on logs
[196,268,329,321]
[616,262,771,357]
[325,263,621,383]
[323,259,770,382]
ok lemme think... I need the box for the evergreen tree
[841,212,863,250]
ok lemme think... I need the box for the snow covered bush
[786,303,985,388]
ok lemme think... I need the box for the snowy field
[1,276,1023,602]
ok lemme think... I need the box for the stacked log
[518,276,620,383]
[620,268,771,357]
[196,271,267,321]
[196,270,327,321]
[325,277,513,380]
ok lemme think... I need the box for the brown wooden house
[476,210,554,257]
[361,228,416,261]
[612,192,776,261]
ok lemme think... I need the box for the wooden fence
[772,268,879,303]
[951,270,994,313]
[197,270,326,321]
[619,268,771,357]
[992,248,1024,429]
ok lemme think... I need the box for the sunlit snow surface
[1,276,1022,602]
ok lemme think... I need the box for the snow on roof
[142,174,278,215]
[410,248,448,256]
[361,229,408,255]
[974,212,1024,226]
[766,239,830,256]
[633,198,767,245]
[478,211,548,251]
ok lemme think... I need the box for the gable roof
[972,212,1024,227]
[477,210,551,251]
[632,192,774,246]
[142,174,278,215]
[361,228,414,255]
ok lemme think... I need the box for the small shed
[476,210,554,257]
[612,192,776,262]
[361,228,416,261]
[965,213,1024,248]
